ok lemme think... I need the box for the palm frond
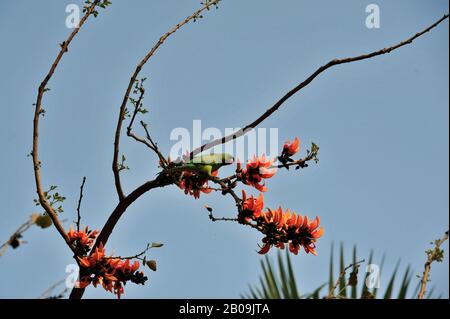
[242,243,437,299]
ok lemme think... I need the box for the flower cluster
[68,226,98,255]
[237,155,277,192]
[178,170,215,199]
[68,226,147,298]
[278,137,300,168]
[238,192,324,256]
[238,190,264,223]
[257,208,323,255]
[283,137,300,157]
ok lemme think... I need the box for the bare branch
[125,84,168,167]
[38,278,67,299]
[106,242,154,261]
[71,1,222,300]
[204,205,238,222]
[76,177,87,231]
[418,230,449,299]
[32,1,100,252]
[190,14,449,158]
[112,0,222,200]
[140,121,169,168]
[0,216,36,257]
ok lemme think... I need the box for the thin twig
[327,259,365,298]
[418,230,449,299]
[204,206,238,222]
[140,121,169,168]
[76,177,86,231]
[38,278,67,299]
[106,243,152,261]
[190,14,449,158]
[125,83,157,153]
[210,177,242,203]
[0,217,36,257]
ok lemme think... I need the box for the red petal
[258,243,271,255]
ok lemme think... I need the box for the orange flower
[285,215,324,256]
[261,207,289,228]
[90,243,105,262]
[239,190,264,222]
[178,171,214,199]
[256,208,324,256]
[73,232,147,299]
[238,155,277,192]
[78,256,91,268]
[67,225,98,255]
[282,137,300,156]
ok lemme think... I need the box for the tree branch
[32,1,100,252]
[69,175,172,299]
[38,278,68,299]
[76,177,86,231]
[125,84,168,167]
[418,230,449,299]
[112,0,222,200]
[71,0,222,300]
[189,14,449,158]
[0,216,36,257]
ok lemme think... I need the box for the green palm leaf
[243,243,438,299]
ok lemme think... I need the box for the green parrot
[167,153,234,177]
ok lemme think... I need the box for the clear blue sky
[0,0,448,298]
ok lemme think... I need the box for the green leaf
[397,265,412,299]
[339,242,347,297]
[259,276,270,299]
[411,281,421,299]
[328,241,334,295]
[383,260,400,299]
[304,283,326,299]
[285,249,299,299]
[425,287,435,299]
[277,251,290,298]
[247,285,258,299]
[261,256,281,299]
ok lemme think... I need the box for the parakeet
[168,153,234,177]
